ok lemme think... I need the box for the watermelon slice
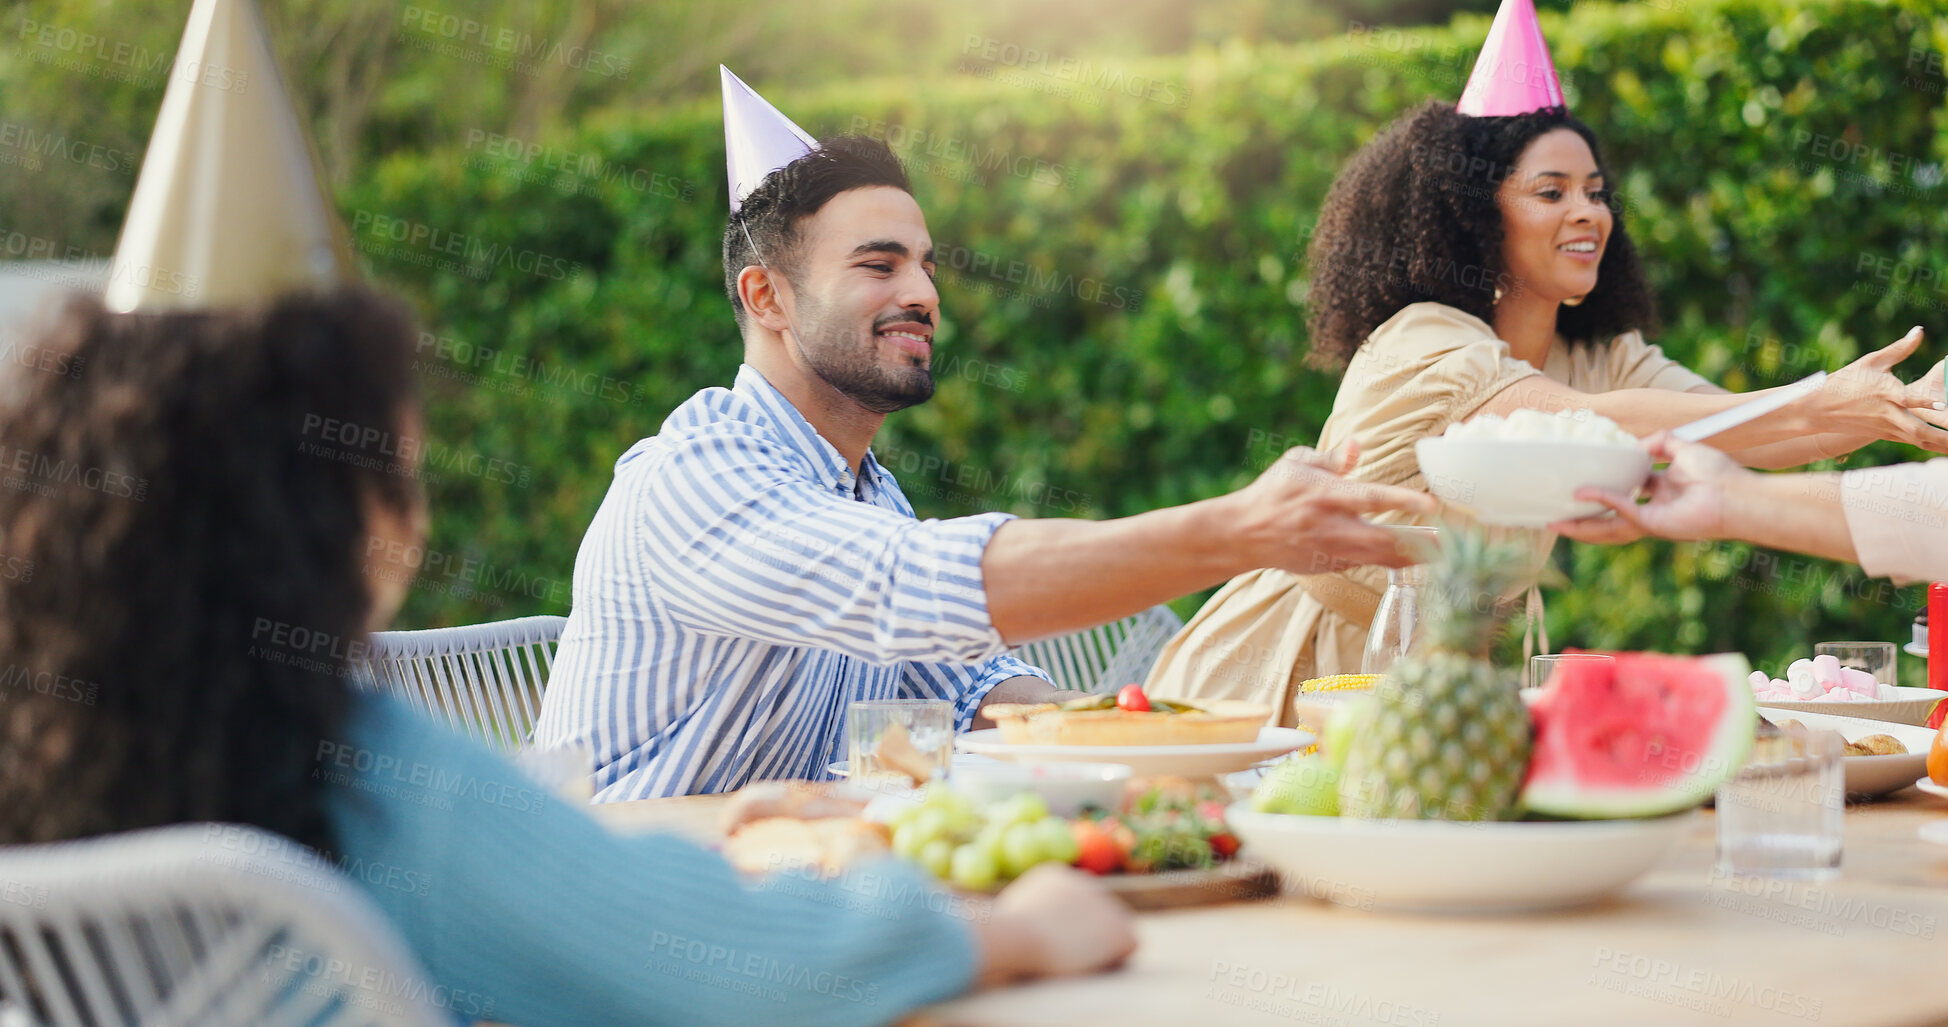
[1521,651,1754,819]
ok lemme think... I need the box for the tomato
[1071,820,1125,875]
[1116,684,1151,712]
[1208,831,1241,859]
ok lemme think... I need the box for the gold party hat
[103,0,354,313]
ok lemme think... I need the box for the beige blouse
[1144,302,1711,726]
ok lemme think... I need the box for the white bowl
[947,761,1132,817]
[1755,708,1936,796]
[1414,436,1651,527]
[1227,803,1694,914]
[1754,685,1947,727]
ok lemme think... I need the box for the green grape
[1000,821,1044,877]
[882,802,922,832]
[911,808,955,844]
[919,838,955,879]
[950,844,999,890]
[993,792,1049,827]
[971,823,1009,864]
[892,822,930,860]
[1034,816,1079,864]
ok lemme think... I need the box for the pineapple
[1338,526,1534,821]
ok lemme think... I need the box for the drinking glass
[847,699,953,789]
[1713,725,1843,881]
[1361,526,1441,676]
[1527,653,1615,692]
[1814,641,1897,686]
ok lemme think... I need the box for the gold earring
[1561,294,1586,307]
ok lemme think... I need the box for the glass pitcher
[1361,526,1440,676]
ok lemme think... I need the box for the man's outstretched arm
[981,445,1438,646]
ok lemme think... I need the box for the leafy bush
[348,0,1948,683]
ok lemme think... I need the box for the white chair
[363,614,566,752]
[1010,604,1185,694]
[0,823,447,1027]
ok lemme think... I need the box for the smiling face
[781,185,940,414]
[1495,128,1613,306]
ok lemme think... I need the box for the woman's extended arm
[1478,328,1948,467]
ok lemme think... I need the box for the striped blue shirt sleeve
[642,425,1016,666]
[903,653,1051,732]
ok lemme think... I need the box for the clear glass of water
[1813,640,1897,685]
[1526,653,1615,692]
[1714,726,1844,881]
[1360,526,1441,676]
[847,699,953,789]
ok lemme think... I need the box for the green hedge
[347,0,1948,683]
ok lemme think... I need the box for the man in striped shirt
[534,136,1435,799]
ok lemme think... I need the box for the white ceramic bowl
[1227,803,1694,914]
[1754,685,1947,727]
[1414,436,1651,527]
[947,760,1132,817]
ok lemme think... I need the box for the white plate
[1227,803,1695,914]
[1756,709,1934,797]
[1756,685,1947,727]
[1916,777,1948,802]
[956,726,1313,776]
[1907,642,1929,659]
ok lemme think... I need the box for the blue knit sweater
[320,691,979,1026]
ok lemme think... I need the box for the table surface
[590,788,1948,1027]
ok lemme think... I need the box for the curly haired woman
[1145,97,1948,724]
[0,288,1132,1026]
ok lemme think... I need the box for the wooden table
[591,790,1948,1027]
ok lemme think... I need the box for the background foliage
[7,0,1947,682]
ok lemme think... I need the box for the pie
[984,694,1270,747]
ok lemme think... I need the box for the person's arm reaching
[1477,328,1948,467]
[1547,433,1855,561]
[981,444,1438,645]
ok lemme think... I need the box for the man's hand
[1227,442,1439,575]
[972,677,1088,728]
[1550,432,1748,544]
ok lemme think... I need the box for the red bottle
[1931,582,1947,691]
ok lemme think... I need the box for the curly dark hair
[1303,99,1658,367]
[722,134,912,327]
[0,285,420,854]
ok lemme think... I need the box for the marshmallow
[1786,659,1820,698]
[1811,654,1844,689]
[1839,668,1878,697]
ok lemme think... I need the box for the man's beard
[792,294,934,414]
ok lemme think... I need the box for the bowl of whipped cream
[1414,409,1651,527]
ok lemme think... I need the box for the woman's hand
[1549,432,1750,544]
[976,864,1137,985]
[1813,327,1948,454]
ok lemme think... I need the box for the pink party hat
[1455,0,1565,117]
[722,65,817,212]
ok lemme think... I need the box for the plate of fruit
[1229,530,1750,914]
[961,685,1310,776]
[719,778,1275,910]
